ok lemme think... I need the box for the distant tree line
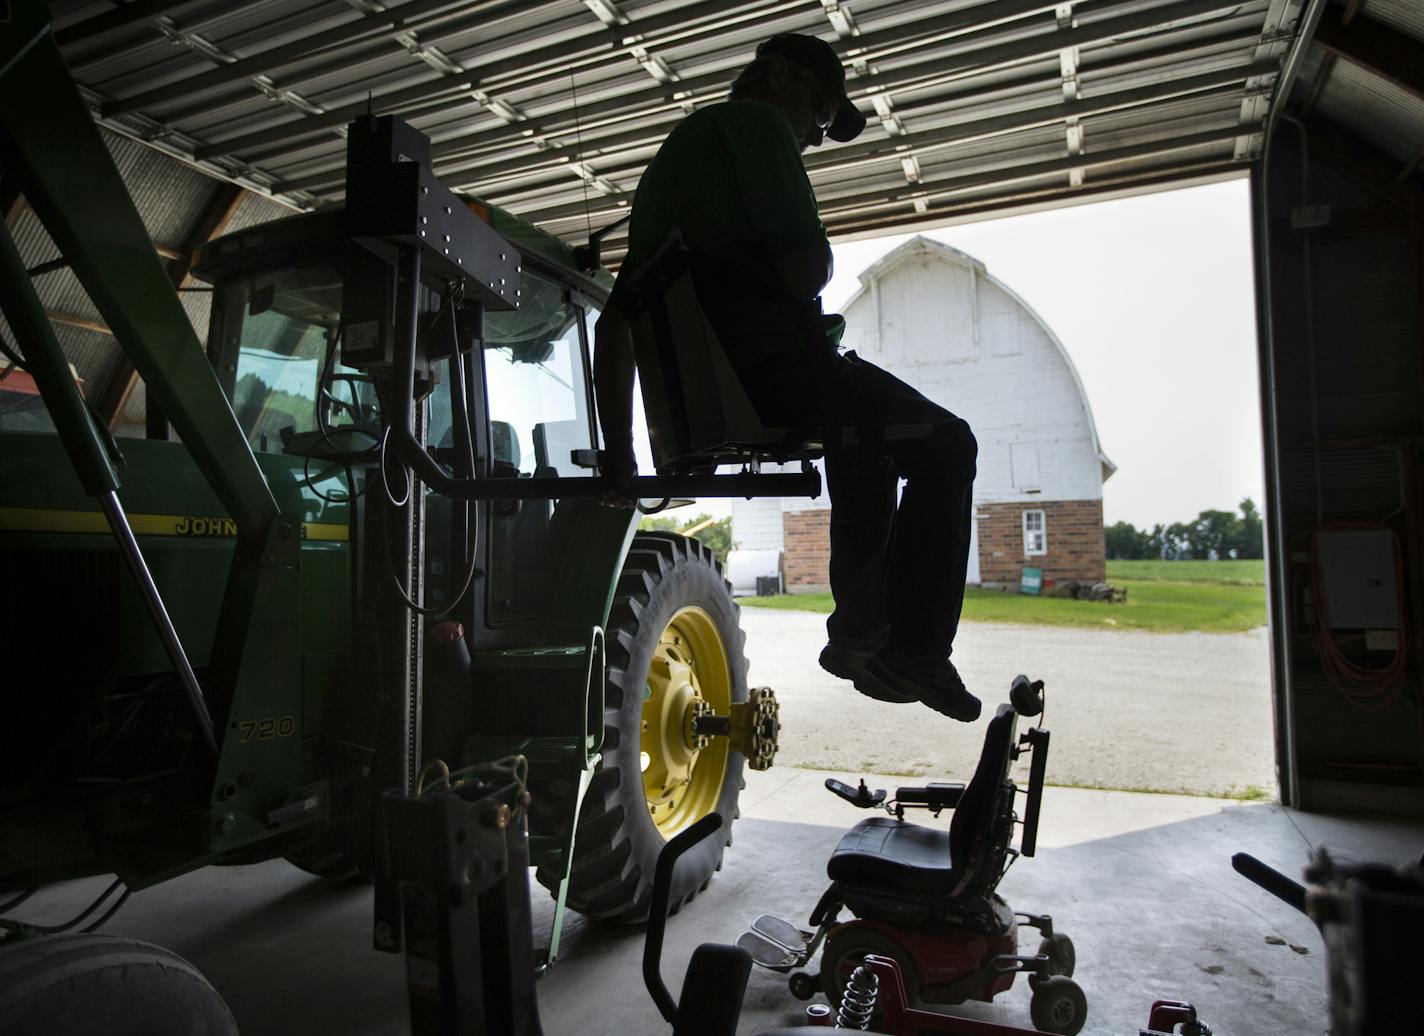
[1106,498,1264,560]
[638,513,733,566]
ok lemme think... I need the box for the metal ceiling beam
[515,80,1250,227]
[278,0,1262,197]
[155,0,794,130]
[1267,0,1328,136]
[55,0,220,49]
[1311,5,1424,105]
[100,0,525,117]
[498,58,1270,224]
[190,0,808,161]
[826,158,1244,239]
[809,60,1277,175]
[98,181,246,429]
[551,153,1251,253]
[816,122,1255,218]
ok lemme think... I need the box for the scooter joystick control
[825,778,886,809]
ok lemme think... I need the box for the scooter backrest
[947,704,1018,897]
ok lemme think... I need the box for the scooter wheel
[1029,975,1087,1036]
[821,924,919,1011]
[1038,932,1076,978]
[789,972,818,1001]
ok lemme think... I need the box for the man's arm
[593,304,638,501]
[774,236,833,300]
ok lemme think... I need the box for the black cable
[0,878,124,935]
[377,285,482,618]
[80,888,132,933]
[379,426,412,508]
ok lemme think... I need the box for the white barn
[732,236,1115,592]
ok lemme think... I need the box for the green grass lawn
[742,560,1267,633]
[1107,559,1265,585]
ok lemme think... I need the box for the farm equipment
[0,7,806,1030]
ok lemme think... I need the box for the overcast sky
[820,177,1265,531]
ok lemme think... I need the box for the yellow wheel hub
[641,606,732,838]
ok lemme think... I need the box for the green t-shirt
[621,100,843,362]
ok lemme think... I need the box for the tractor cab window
[217,263,351,453]
[482,270,597,625]
[482,271,594,478]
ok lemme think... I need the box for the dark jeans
[737,349,978,659]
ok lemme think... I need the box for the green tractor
[0,9,806,1032]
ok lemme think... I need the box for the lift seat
[621,232,930,475]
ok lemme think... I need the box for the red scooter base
[800,956,1207,1036]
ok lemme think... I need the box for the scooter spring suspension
[835,962,879,1029]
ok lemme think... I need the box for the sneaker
[863,647,982,722]
[818,643,916,704]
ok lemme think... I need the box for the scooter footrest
[750,913,811,951]
[737,930,802,969]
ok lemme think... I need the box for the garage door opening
[734,177,1276,804]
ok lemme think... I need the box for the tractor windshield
[218,262,375,453]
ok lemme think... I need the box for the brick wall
[784,498,1105,591]
[783,509,831,591]
[976,499,1105,587]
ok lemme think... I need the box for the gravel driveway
[739,607,1275,798]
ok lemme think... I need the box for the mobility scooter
[737,676,1089,1035]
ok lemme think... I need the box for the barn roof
[840,235,1118,482]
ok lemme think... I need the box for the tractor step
[737,914,813,969]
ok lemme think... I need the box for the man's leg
[823,448,895,653]
[885,416,977,658]
[825,354,980,719]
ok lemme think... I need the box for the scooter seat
[827,815,958,893]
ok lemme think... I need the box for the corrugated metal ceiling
[45,0,1307,257]
[1285,0,1424,186]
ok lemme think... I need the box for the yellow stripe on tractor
[0,506,348,542]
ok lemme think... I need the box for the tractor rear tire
[0,934,238,1036]
[536,531,748,922]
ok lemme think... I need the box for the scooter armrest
[895,781,966,812]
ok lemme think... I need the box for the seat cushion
[827,815,958,894]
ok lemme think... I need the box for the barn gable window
[1023,509,1047,556]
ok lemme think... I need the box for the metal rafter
[486,58,1272,220]
[1312,4,1424,105]
[276,0,1266,198]
[514,80,1252,227]
[99,0,475,116]
[191,0,818,161]
[828,157,1244,239]
[44,0,1305,255]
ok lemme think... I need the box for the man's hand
[599,433,639,508]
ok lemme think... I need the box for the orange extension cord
[1309,524,1411,711]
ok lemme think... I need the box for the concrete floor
[16,770,1421,1035]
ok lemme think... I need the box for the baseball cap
[756,33,866,142]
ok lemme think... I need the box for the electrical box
[1315,529,1400,630]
